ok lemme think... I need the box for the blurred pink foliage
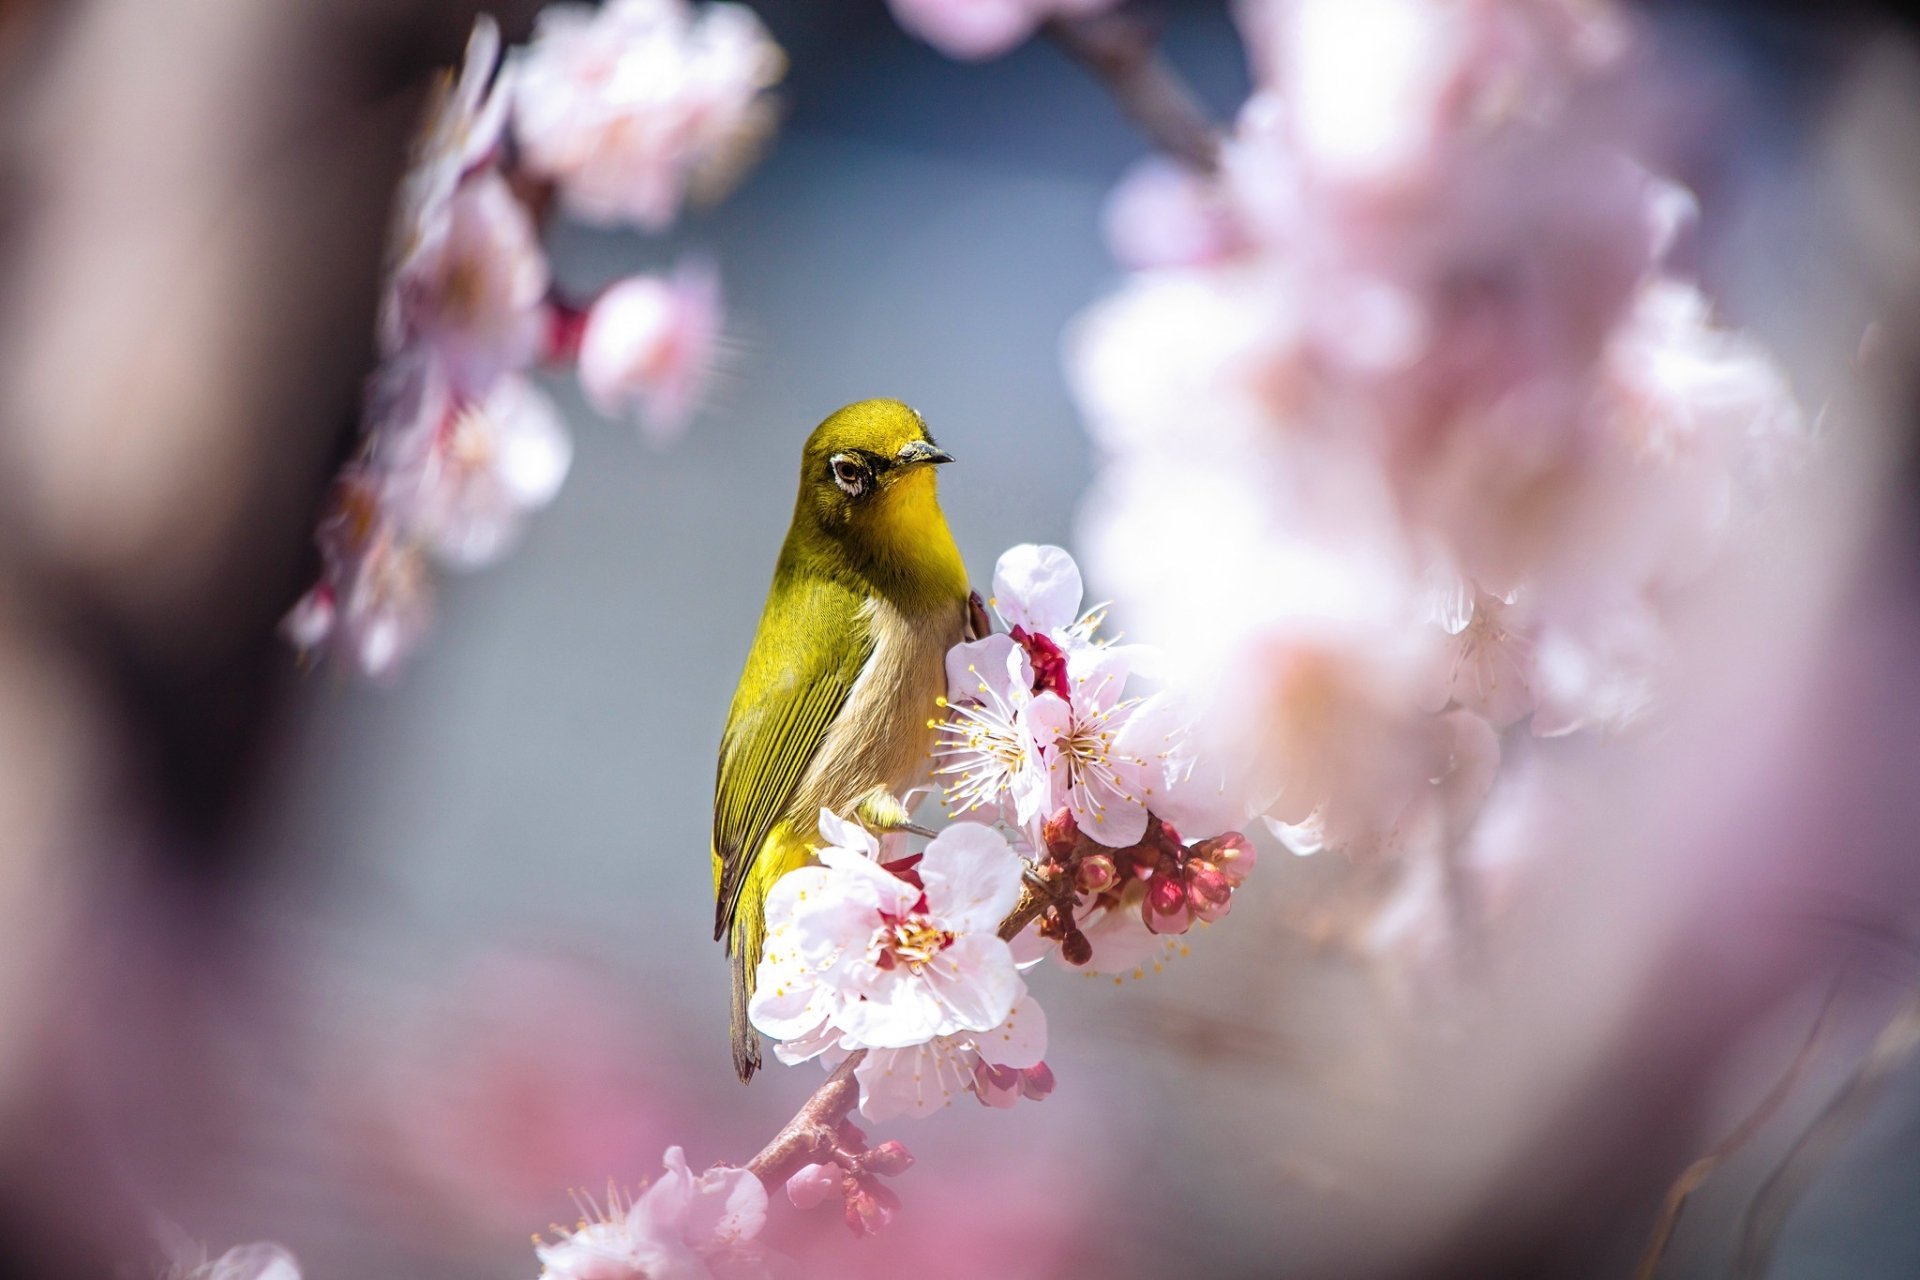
[286,4,779,679]
[1067,0,1805,969]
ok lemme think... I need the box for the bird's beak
[895,439,954,468]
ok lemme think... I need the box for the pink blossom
[851,993,1048,1120]
[384,169,550,389]
[533,1146,768,1280]
[1024,660,1150,848]
[388,16,515,285]
[749,815,1028,1053]
[380,371,573,569]
[1102,155,1240,270]
[936,634,1054,828]
[784,1162,839,1210]
[886,0,1119,62]
[577,261,722,444]
[511,0,785,230]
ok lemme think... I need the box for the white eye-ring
[830,454,869,497]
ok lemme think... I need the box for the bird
[712,398,973,1081]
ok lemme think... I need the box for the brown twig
[1630,979,1845,1280]
[743,880,1054,1191]
[1734,987,1920,1279]
[1041,11,1221,175]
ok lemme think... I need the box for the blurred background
[3,1,1920,1277]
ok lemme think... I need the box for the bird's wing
[712,573,876,942]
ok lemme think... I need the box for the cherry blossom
[389,16,515,286]
[380,371,574,570]
[533,1145,768,1280]
[511,0,785,229]
[384,169,550,390]
[886,0,1119,62]
[578,261,722,444]
[935,633,1053,828]
[749,814,1028,1055]
[1025,661,1150,848]
[851,994,1049,1120]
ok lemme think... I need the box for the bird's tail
[728,898,765,1082]
[724,821,816,1083]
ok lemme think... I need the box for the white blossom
[749,815,1027,1053]
[534,1146,768,1280]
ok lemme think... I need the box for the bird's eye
[830,454,869,497]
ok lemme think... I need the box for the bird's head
[793,398,965,600]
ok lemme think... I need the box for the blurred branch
[744,881,1051,1190]
[1041,11,1220,174]
[1734,988,1920,1279]
[1630,979,1845,1280]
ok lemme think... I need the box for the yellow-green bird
[713,398,973,1081]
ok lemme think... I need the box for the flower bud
[1042,807,1080,861]
[865,1140,916,1178]
[843,1178,900,1237]
[1186,861,1232,909]
[1060,928,1094,967]
[1075,854,1118,895]
[973,1059,1020,1096]
[1198,832,1257,885]
[1191,893,1232,924]
[1019,1062,1056,1102]
[786,1161,839,1210]
[1147,872,1187,918]
[1145,905,1193,935]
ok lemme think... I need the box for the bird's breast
[789,592,965,820]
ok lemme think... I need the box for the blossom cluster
[1067,0,1805,961]
[937,545,1256,972]
[749,812,1051,1124]
[742,545,1251,1092]
[285,2,782,678]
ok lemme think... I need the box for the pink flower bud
[1186,861,1233,909]
[1042,807,1080,861]
[1075,854,1118,895]
[865,1140,916,1178]
[1197,832,1257,885]
[843,1178,899,1237]
[1019,1062,1055,1102]
[786,1161,840,1210]
[1192,893,1232,923]
[1145,905,1193,935]
[1147,873,1187,918]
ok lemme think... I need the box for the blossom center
[872,913,952,971]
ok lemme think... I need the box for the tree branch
[743,881,1054,1191]
[1734,987,1920,1278]
[1631,979,1845,1280]
[1041,11,1221,175]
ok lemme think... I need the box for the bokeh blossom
[1067,0,1805,964]
[286,5,781,678]
[511,0,785,229]
[886,0,1120,62]
[578,261,723,444]
[533,1146,768,1280]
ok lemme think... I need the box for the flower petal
[992,543,1084,633]
[920,822,1024,934]
[919,933,1019,1033]
[972,992,1047,1069]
